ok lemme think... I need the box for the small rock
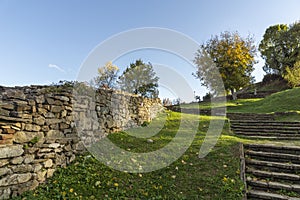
[147,139,154,143]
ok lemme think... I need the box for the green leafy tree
[94,61,119,89]
[118,59,159,98]
[194,31,257,100]
[283,61,300,87]
[259,22,300,75]
[259,24,289,74]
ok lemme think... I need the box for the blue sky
[0,0,300,101]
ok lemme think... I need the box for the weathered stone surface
[13,131,44,144]
[33,116,45,126]
[51,106,63,113]
[43,159,53,168]
[10,157,24,165]
[0,167,11,177]
[46,130,63,138]
[0,145,24,159]
[48,143,60,149]
[0,188,11,199]
[45,118,62,125]
[33,164,42,172]
[1,103,14,110]
[23,155,35,164]
[24,124,41,132]
[0,173,32,186]
[12,164,33,173]
[0,134,14,140]
[46,168,55,178]
[37,170,47,182]
[0,160,9,168]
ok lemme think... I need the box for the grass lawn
[227,88,300,114]
[15,112,247,200]
[181,88,300,117]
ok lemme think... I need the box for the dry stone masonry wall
[0,85,163,199]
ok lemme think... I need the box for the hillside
[228,87,300,114]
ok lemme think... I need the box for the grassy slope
[228,87,300,113]
[181,88,300,114]
[15,112,245,200]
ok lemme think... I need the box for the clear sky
[1,0,300,101]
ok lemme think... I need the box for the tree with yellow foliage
[94,61,119,89]
[194,31,257,100]
[284,61,300,88]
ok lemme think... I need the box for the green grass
[15,112,246,200]
[228,88,300,113]
[180,88,300,115]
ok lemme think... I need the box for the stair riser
[246,163,300,174]
[247,181,300,194]
[231,129,300,135]
[244,146,300,155]
[246,155,300,165]
[231,126,300,131]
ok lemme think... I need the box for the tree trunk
[231,88,237,100]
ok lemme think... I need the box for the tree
[259,24,289,74]
[94,61,119,89]
[283,61,300,87]
[118,59,159,98]
[259,22,300,75]
[194,31,257,100]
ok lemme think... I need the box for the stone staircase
[228,113,300,140]
[241,143,300,199]
[230,120,300,140]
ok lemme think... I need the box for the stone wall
[0,85,163,199]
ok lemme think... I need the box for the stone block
[0,173,32,186]
[0,145,24,159]
[33,163,42,172]
[11,164,33,173]
[23,155,35,164]
[51,106,63,113]
[37,170,46,182]
[43,159,53,168]
[33,116,45,126]
[0,160,9,168]
[48,143,60,149]
[0,188,11,199]
[24,124,41,132]
[46,130,63,138]
[0,167,11,177]
[10,156,24,165]
[46,168,55,178]
[13,131,44,144]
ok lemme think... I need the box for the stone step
[233,128,300,134]
[247,189,300,200]
[231,125,300,131]
[240,135,300,140]
[246,159,300,174]
[244,144,300,155]
[245,150,300,164]
[247,180,300,194]
[230,120,300,126]
[246,168,300,183]
[234,132,300,139]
